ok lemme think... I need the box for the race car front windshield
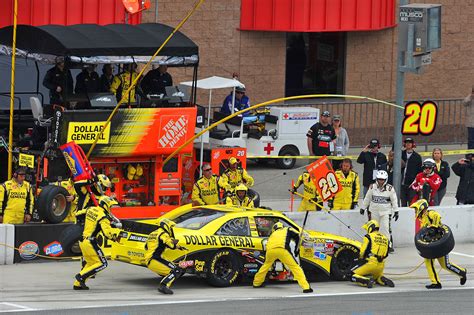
[174,209,225,230]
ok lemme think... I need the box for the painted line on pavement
[0,302,36,313]
[451,251,474,258]
[20,286,474,313]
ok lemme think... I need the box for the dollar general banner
[59,108,197,157]
[18,153,35,168]
[67,122,111,144]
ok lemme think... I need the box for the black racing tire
[414,224,455,259]
[276,146,298,169]
[206,249,240,287]
[247,189,260,208]
[59,224,84,257]
[330,244,359,281]
[37,185,71,223]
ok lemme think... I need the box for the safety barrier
[0,224,14,265]
[285,205,474,246]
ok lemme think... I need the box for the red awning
[240,0,396,32]
[0,0,141,28]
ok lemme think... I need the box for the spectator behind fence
[42,56,73,106]
[410,159,442,206]
[307,111,336,158]
[452,154,474,205]
[400,137,422,206]
[100,64,115,93]
[463,87,474,149]
[357,138,387,197]
[432,148,450,205]
[332,114,350,170]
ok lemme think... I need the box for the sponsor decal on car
[19,241,39,260]
[43,241,64,257]
[128,235,148,242]
[179,260,195,269]
[127,251,145,258]
[314,251,327,260]
[194,260,205,272]
[244,263,258,268]
[184,235,255,248]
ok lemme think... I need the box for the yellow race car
[111,204,361,287]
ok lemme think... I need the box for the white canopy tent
[180,76,245,176]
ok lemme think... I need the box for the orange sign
[306,156,342,201]
[402,101,438,136]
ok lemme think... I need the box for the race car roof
[0,23,198,64]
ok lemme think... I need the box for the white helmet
[375,170,388,186]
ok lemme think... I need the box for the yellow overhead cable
[163,94,404,166]
[86,0,206,158]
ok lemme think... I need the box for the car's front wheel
[330,244,359,280]
[206,249,240,287]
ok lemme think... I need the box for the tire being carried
[415,224,455,259]
[206,249,240,287]
[59,224,84,256]
[37,185,71,223]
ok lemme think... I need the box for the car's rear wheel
[330,244,359,280]
[206,249,240,287]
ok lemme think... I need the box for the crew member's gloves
[351,202,358,210]
[360,208,365,215]
[393,211,399,221]
[328,199,334,209]
[291,187,297,194]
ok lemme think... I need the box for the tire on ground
[206,249,240,287]
[414,224,455,259]
[37,185,71,223]
[59,224,84,257]
[276,146,298,169]
[330,244,359,280]
[247,189,260,208]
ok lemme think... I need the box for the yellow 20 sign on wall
[402,101,438,135]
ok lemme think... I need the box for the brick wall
[144,0,474,106]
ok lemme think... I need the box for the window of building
[285,33,346,97]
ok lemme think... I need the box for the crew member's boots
[73,274,89,290]
[460,269,467,285]
[426,283,442,289]
[158,284,173,295]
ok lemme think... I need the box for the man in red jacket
[410,159,442,206]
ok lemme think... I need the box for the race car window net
[254,216,298,237]
[215,217,251,237]
[174,209,225,230]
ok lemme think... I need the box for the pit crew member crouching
[410,199,467,289]
[192,164,220,206]
[218,157,254,195]
[145,219,187,295]
[225,184,254,208]
[350,220,394,288]
[73,196,120,290]
[253,222,313,293]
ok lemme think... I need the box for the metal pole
[7,0,18,179]
[155,0,159,23]
[393,0,409,204]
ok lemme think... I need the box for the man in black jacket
[42,57,73,105]
[400,138,422,206]
[452,154,474,205]
[357,138,387,197]
[140,65,173,96]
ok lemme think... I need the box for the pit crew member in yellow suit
[74,174,112,222]
[73,196,120,290]
[329,159,360,210]
[145,219,186,295]
[219,157,254,195]
[410,199,467,289]
[0,167,34,224]
[52,178,78,223]
[192,164,221,206]
[350,220,394,288]
[110,63,139,104]
[225,184,254,208]
[253,222,313,293]
[291,171,323,211]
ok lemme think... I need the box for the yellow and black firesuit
[411,199,467,289]
[74,174,111,222]
[225,184,254,208]
[110,65,138,104]
[350,220,394,288]
[73,196,120,290]
[331,169,360,210]
[253,222,313,293]
[145,219,186,295]
[292,171,322,211]
[218,157,254,194]
[0,169,34,224]
[52,179,78,223]
[192,174,220,206]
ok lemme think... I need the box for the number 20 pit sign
[402,101,437,136]
[306,156,342,201]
